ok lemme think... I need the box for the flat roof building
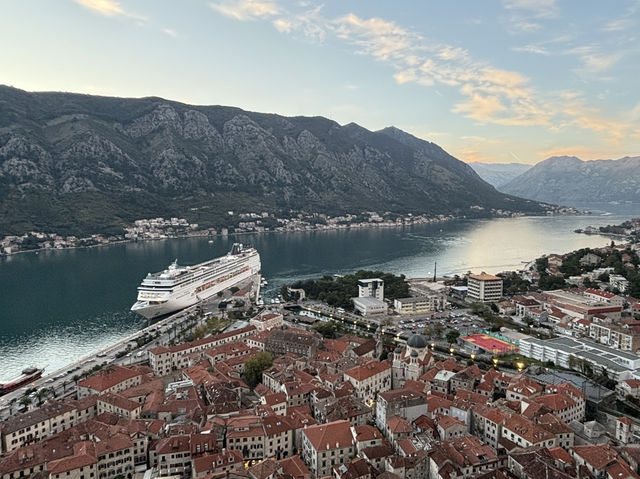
[353,297,388,316]
[358,279,384,300]
[467,273,503,303]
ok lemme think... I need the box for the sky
[1,0,640,165]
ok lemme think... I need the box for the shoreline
[0,212,621,384]
[0,210,585,259]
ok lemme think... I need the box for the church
[392,333,435,389]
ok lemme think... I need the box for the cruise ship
[130,243,261,319]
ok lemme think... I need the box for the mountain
[500,155,640,205]
[468,162,531,188]
[0,86,550,236]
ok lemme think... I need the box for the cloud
[163,28,178,38]
[558,91,626,142]
[73,0,145,22]
[209,0,279,21]
[501,0,558,35]
[502,0,558,19]
[208,1,632,142]
[566,45,622,72]
[73,0,124,16]
[512,44,550,55]
[603,17,635,32]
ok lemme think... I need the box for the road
[0,275,260,419]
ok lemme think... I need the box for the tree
[470,302,490,317]
[432,323,445,339]
[18,396,31,409]
[36,388,50,406]
[313,321,341,339]
[280,285,290,302]
[244,352,273,387]
[568,355,578,370]
[381,317,393,328]
[446,330,460,345]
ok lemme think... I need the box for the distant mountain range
[468,162,531,188]
[0,86,550,236]
[499,155,640,206]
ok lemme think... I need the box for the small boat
[208,240,214,244]
[0,366,44,396]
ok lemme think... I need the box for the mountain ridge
[468,162,531,188]
[0,85,550,236]
[500,155,640,205]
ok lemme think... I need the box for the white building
[394,294,446,314]
[467,273,503,303]
[519,336,640,381]
[358,279,384,300]
[353,297,388,316]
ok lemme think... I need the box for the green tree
[313,321,341,339]
[35,388,50,406]
[470,302,490,317]
[18,396,31,409]
[244,351,273,387]
[280,285,290,301]
[446,330,460,345]
[432,323,445,339]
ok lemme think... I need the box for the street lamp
[492,357,499,368]
[516,361,525,372]
[470,354,476,361]
[431,343,435,350]
[449,347,454,356]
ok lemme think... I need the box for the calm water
[0,208,635,381]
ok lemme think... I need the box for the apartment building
[501,416,556,449]
[250,312,283,332]
[1,401,79,452]
[358,279,384,300]
[77,366,144,399]
[466,274,503,303]
[148,326,256,376]
[393,293,446,315]
[343,361,392,403]
[301,420,355,478]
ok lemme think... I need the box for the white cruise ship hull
[130,245,260,319]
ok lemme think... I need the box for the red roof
[302,419,353,451]
[344,360,391,381]
[585,288,616,299]
[78,365,141,392]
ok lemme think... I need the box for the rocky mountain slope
[500,155,640,205]
[0,86,549,236]
[469,162,531,189]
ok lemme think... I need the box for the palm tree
[36,388,50,406]
[18,395,31,410]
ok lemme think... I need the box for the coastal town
[0,204,580,256]
[2,225,640,479]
